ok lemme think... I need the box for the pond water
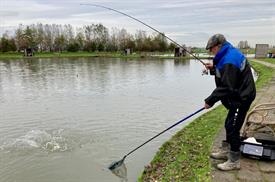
[0,58,215,182]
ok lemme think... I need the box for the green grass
[0,52,22,58]
[257,58,275,65]
[240,48,255,54]
[139,61,275,182]
[0,51,205,60]
[0,51,132,59]
[140,106,227,181]
[250,60,275,89]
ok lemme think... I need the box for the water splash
[0,129,70,153]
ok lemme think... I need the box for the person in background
[204,34,256,171]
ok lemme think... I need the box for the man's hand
[204,62,213,70]
[204,102,212,109]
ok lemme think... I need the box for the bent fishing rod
[80,3,206,66]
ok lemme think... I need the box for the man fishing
[204,34,256,171]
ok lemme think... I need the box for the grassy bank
[257,58,275,65]
[0,51,139,59]
[0,51,204,60]
[251,60,275,89]
[139,60,275,181]
[240,48,255,54]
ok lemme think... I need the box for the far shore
[0,51,210,60]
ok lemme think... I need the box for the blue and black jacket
[205,42,256,109]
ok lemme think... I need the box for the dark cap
[206,34,226,50]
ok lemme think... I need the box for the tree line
[238,40,250,49]
[0,23,176,53]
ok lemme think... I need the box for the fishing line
[80,3,206,66]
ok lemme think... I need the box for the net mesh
[109,159,128,181]
[242,103,275,140]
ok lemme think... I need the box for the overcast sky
[0,0,274,47]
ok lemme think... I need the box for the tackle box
[240,137,275,160]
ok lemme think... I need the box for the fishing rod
[80,3,206,66]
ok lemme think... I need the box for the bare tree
[7,23,173,53]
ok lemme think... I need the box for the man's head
[206,34,226,55]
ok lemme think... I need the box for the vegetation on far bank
[0,51,211,60]
[240,48,255,54]
[139,60,275,181]
[0,23,262,59]
[0,23,178,54]
[0,51,182,60]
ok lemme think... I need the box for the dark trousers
[225,101,253,152]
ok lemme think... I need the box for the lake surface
[0,58,215,182]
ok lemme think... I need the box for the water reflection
[0,58,197,98]
[174,59,191,66]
